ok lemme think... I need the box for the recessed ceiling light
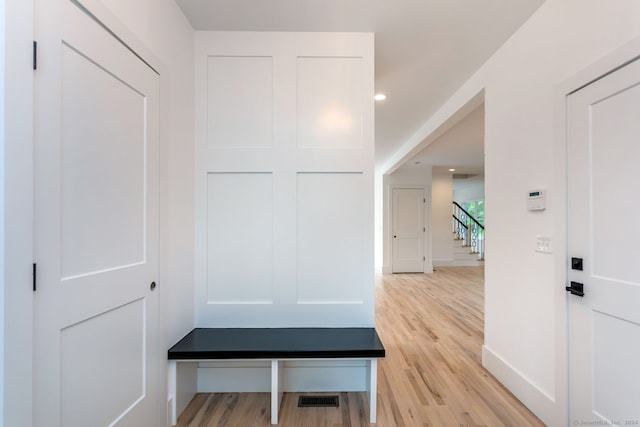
[374,93,387,101]
[449,168,456,172]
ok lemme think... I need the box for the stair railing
[452,201,484,260]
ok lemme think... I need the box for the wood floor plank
[176,267,544,426]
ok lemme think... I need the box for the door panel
[592,311,640,421]
[61,43,146,279]
[207,172,274,303]
[392,188,424,273]
[61,299,146,426]
[590,82,640,283]
[567,57,640,424]
[34,1,160,426]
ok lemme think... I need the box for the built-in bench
[167,327,385,425]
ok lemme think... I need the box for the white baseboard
[197,360,368,393]
[382,261,434,274]
[482,345,556,426]
[453,260,483,267]
[433,259,483,267]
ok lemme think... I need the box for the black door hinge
[33,263,37,291]
[33,41,37,70]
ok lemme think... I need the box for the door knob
[565,281,584,297]
[150,281,157,291]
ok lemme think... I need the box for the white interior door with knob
[392,188,424,273]
[567,57,640,425]
[33,1,160,426]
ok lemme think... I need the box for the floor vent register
[298,395,340,408]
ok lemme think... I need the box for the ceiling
[402,103,484,175]
[175,0,544,173]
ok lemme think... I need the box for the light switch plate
[535,235,552,253]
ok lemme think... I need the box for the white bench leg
[271,360,284,424]
[168,360,177,426]
[366,359,378,423]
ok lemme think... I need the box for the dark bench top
[168,327,385,360]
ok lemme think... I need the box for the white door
[33,1,160,426]
[567,57,640,425]
[392,188,424,273]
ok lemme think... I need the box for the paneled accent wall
[195,32,374,327]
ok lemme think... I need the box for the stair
[452,237,484,267]
[451,201,484,266]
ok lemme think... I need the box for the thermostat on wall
[527,189,546,211]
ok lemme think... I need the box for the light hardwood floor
[176,267,544,426]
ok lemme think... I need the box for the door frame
[3,1,35,426]
[554,36,640,426]
[388,184,430,273]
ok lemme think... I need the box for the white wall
[382,167,432,273]
[375,172,384,270]
[431,173,454,265]
[453,175,484,204]
[382,0,640,424]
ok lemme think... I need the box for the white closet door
[34,1,160,426]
